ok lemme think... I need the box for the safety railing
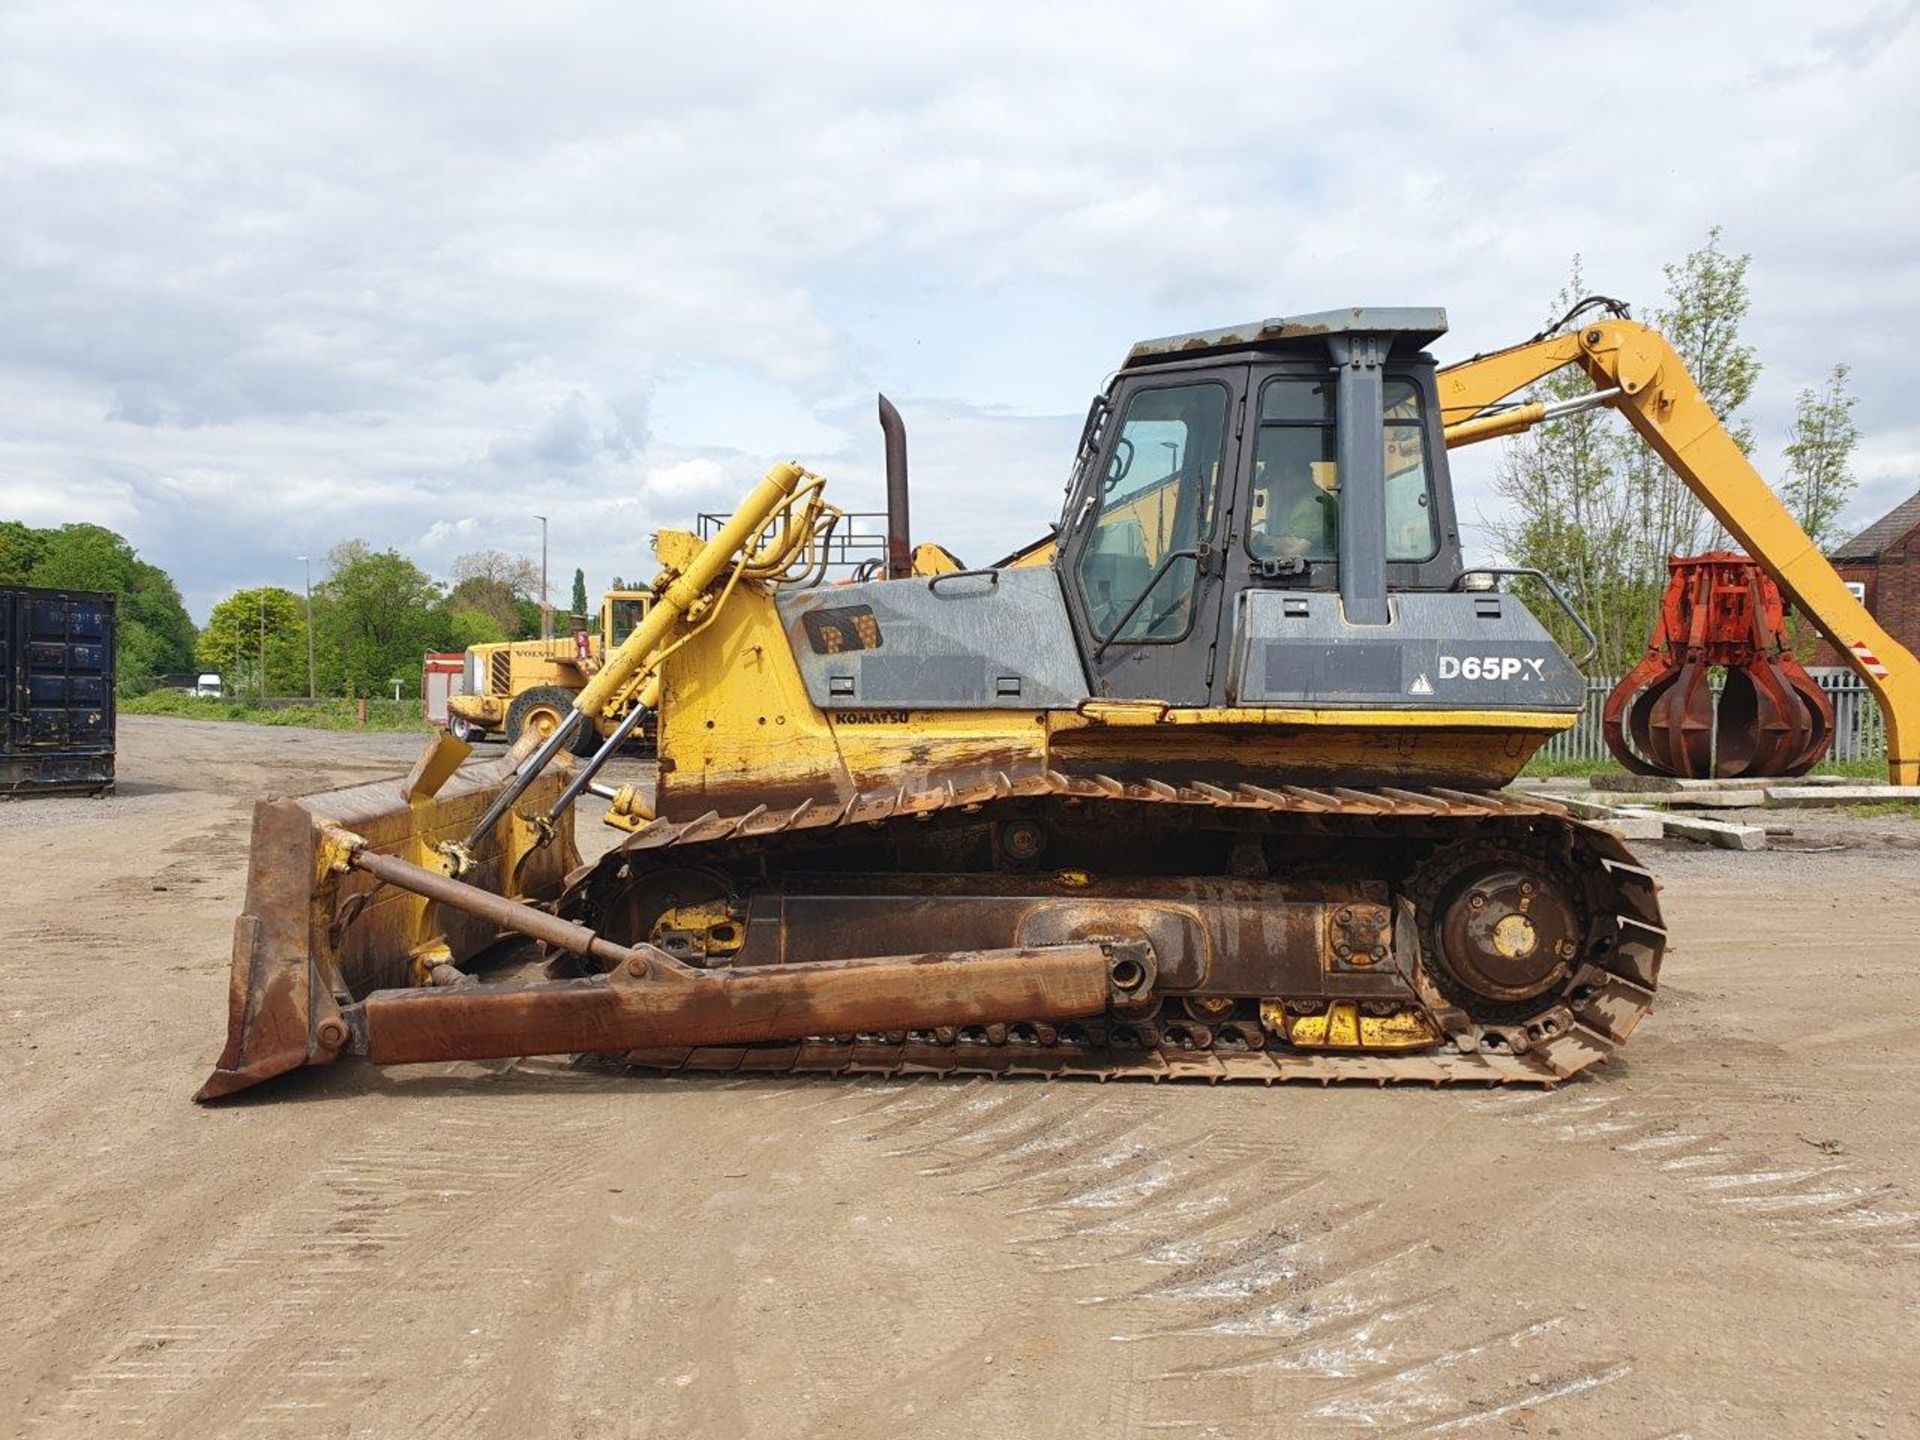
[697,509,891,581]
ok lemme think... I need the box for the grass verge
[1519,752,1891,781]
[121,691,430,732]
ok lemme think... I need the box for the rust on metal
[201,748,1662,1098]
[573,763,1662,1089]
[1605,552,1834,778]
[344,843,669,977]
[349,942,1121,1066]
[197,799,339,1101]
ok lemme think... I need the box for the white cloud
[1,0,1915,616]
[641,457,733,500]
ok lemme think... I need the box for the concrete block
[1592,790,1766,809]
[1660,813,1767,850]
[1594,774,1851,794]
[1590,774,1680,794]
[1652,790,1769,809]
[1526,792,1668,841]
[1542,793,1621,819]
[1601,807,1666,841]
[1762,785,1920,807]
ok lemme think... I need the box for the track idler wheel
[1418,850,1583,1017]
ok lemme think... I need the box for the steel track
[569,765,1666,1087]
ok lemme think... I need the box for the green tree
[2,521,196,687]
[1491,231,1764,672]
[571,566,589,621]
[449,550,542,638]
[444,576,541,639]
[439,604,509,651]
[198,587,308,698]
[1632,226,1760,560]
[0,521,51,582]
[1489,258,1651,670]
[1781,363,1860,551]
[313,546,448,698]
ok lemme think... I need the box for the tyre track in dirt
[821,1078,1635,1439]
[9,721,1920,1439]
[24,1073,621,1437]
[1468,1084,1920,1258]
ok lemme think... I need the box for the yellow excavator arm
[1436,316,1919,783]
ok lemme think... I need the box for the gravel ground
[3,717,1917,1439]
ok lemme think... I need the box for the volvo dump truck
[198,302,1920,1100]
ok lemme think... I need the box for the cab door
[1057,366,1246,704]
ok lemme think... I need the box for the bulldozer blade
[196,749,582,1101]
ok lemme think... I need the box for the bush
[121,692,430,732]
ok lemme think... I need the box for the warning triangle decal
[1409,673,1434,695]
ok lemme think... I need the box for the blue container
[1,586,116,797]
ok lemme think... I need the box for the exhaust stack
[879,392,910,579]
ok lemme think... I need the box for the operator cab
[777,308,1581,722]
[1055,308,1502,705]
[606,593,649,649]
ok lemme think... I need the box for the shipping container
[422,650,467,727]
[1,586,116,798]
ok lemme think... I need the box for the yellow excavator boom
[1437,316,1920,783]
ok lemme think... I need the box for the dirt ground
[3,717,1917,1440]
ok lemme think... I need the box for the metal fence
[1536,667,1886,765]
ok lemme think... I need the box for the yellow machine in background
[446,589,655,752]
[198,300,1918,1102]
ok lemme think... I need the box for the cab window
[1247,378,1337,560]
[1382,379,1438,561]
[1075,382,1229,644]
[607,597,646,647]
[1245,376,1439,564]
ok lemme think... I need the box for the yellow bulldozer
[198,301,1920,1100]
[445,589,656,753]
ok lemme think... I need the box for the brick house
[1810,487,1920,667]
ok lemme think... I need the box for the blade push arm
[1437,318,1919,782]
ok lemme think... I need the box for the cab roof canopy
[1123,306,1449,370]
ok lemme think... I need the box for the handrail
[1456,567,1600,668]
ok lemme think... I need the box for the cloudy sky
[3,1,1916,620]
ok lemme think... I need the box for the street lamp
[299,555,315,700]
[535,513,551,640]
